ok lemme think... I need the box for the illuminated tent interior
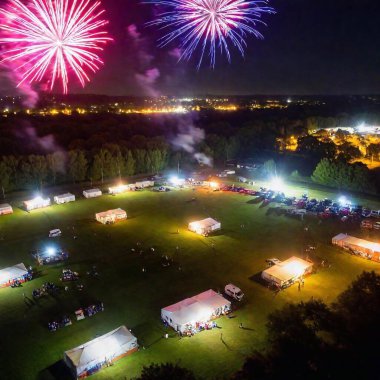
[95,208,127,224]
[0,263,28,286]
[332,233,380,261]
[161,289,231,333]
[261,256,313,287]
[188,218,221,236]
[64,326,138,378]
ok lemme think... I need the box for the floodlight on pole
[270,176,284,192]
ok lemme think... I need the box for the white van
[224,284,244,301]
[49,229,62,238]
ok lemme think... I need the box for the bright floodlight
[284,261,305,277]
[270,177,284,192]
[169,176,184,186]
[339,196,349,205]
[209,181,218,189]
[47,247,56,256]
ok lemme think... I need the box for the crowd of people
[60,269,79,282]
[48,315,72,332]
[32,282,60,298]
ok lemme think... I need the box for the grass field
[0,183,379,380]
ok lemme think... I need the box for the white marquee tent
[83,189,102,198]
[109,184,130,195]
[0,203,13,215]
[188,218,221,236]
[64,326,138,378]
[23,197,51,211]
[332,233,380,262]
[161,289,231,333]
[0,263,28,287]
[262,256,313,287]
[54,193,75,204]
[135,180,154,188]
[96,208,127,224]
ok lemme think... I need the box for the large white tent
[161,289,230,333]
[262,256,313,287]
[95,208,127,224]
[54,193,75,204]
[64,326,138,378]
[0,263,28,287]
[332,233,380,262]
[0,203,13,215]
[188,218,221,236]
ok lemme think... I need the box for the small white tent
[135,180,154,188]
[96,208,127,224]
[64,326,138,378]
[83,189,102,198]
[188,218,221,236]
[23,197,51,211]
[54,193,75,204]
[0,263,28,287]
[0,203,13,215]
[262,256,313,287]
[109,184,130,195]
[161,289,231,333]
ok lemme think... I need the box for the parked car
[49,229,62,238]
[265,258,281,266]
[224,284,244,301]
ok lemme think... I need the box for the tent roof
[263,256,312,282]
[332,233,348,241]
[65,326,136,369]
[84,188,101,193]
[163,289,230,325]
[96,208,126,218]
[55,193,74,198]
[0,263,27,284]
[341,235,380,252]
[189,218,220,228]
[0,203,12,210]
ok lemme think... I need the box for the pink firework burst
[0,0,112,93]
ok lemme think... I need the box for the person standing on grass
[239,322,243,329]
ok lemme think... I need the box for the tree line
[0,144,168,196]
[311,158,377,194]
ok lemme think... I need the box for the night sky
[0,0,379,96]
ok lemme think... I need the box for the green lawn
[0,185,379,380]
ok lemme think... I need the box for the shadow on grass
[38,360,72,380]
[265,207,286,217]
[246,197,262,205]
[249,271,266,286]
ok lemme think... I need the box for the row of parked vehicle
[220,184,380,222]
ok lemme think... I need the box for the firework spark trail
[147,0,275,68]
[0,0,111,93]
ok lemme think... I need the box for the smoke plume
[127,24,160,97]
[171,122,213,167]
